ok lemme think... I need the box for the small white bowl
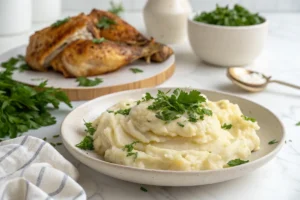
[61,87,285,186]
[188,16,268,67]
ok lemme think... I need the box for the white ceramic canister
[32,0,62,22]
[0,0,32,35]
[143,0,192,44]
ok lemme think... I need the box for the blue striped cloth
[0,136,86,200]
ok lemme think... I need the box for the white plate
[61,88,285,186]
[0,45,175,89]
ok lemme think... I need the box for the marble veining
[0,12,299,200]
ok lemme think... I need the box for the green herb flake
[130,68,143,73]
[56,142,63,146]
[76,136,94,150]
[268,139,279,145]
[50,142,56,147]
[96,16,116,29]
[115,108,131,116]
[83,121,96,135]
[53,134,60,138]
[221,123,232,130]
[194,4,265,26]
[227,159,249,167]
[177,122,184,127]
[92,37,105,44]
[242,115,256,122]
[107,110,114,113]
[43,137,47,141]
[123,141,139,159]
[51,17,70,28]
[296,122,300,126]
[76,77,103,87]
[140,186,148,192]
[108,1,124,16]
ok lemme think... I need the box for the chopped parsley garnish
[107,110,114,113]
[140,186,148,192]
[227,159,249,167]
[123,141,139,159]
[221,123,232,130]
[115,108,131,116]
[130,68,143,73]
[50,142,56,147]
[76,77,103,87]
[0,60,72,138]
[108,1,124,16]
[96,16,116,29]
[53,134,60,138]
[76,121,96,150]
[137,92,153,105]
[56,142,62,146]
[242,115,256,122]
[146,89,211,123]
[92,38,105,44]
[177,122,184,127]
[76,136,94,150]
[51,17,70,28]
[43,137,47,141]
[296,122,300,126]
[268,139,279,145]
[194,4,265,26]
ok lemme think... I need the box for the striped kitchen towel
[0,136,86,200]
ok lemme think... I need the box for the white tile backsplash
[62,0,300,12]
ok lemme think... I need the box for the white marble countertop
[0,12,300,200]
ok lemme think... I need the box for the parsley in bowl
[188,4,268,66]
[194,4,265,26]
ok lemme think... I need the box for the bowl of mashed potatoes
[61,88,284,186]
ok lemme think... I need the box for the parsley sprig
[108,1,124,16]
[0,59,72,138]
[1,55,30,72]
[97,16,116,29]
[76,121,96,150]
[130,68,143,73]
[221,123,232,130]
[194,4,265,26]
[227,159,249,167]
[76,77,103,87]
[123,141,139,159]
[146,89,212,123]
[242,115,256,122]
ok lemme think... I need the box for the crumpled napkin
[0,136,86,200]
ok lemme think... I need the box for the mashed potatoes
[92,91,260,171]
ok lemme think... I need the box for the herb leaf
[194,4,265,26]
[115,108,131,116]
[130,68,143,73]
[51,17,70,28]
[84,121,96,135]
[296,122,300,126]
[76,77,103,87]
[242,115,256,122]
[108,1,124,16]
[123,141,139,159]
[97,16,116,29]
[268,139,279,145]
[227,159,249,167]
[75,136,94,150]
[92,38,105,44]
[177,122,184,127]
[221,123,232,130]
[140,186,148,192]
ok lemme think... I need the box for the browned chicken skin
[25,10,173,77]
[51,39,165,77]
[25,13,99,71]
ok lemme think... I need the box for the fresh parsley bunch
[194,4,265,26]
[0,57,72,138]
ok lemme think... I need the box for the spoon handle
[269,80,300,90]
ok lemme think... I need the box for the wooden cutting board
[0,45,175,101]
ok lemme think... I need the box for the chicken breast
[25,13,99,71]
[51,39,164,77]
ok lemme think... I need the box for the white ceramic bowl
[188,16,268,67]
[61,88,284,186]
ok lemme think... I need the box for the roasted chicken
[25,13,99,71]
[25,9,173,77]
[51,39,164,77]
